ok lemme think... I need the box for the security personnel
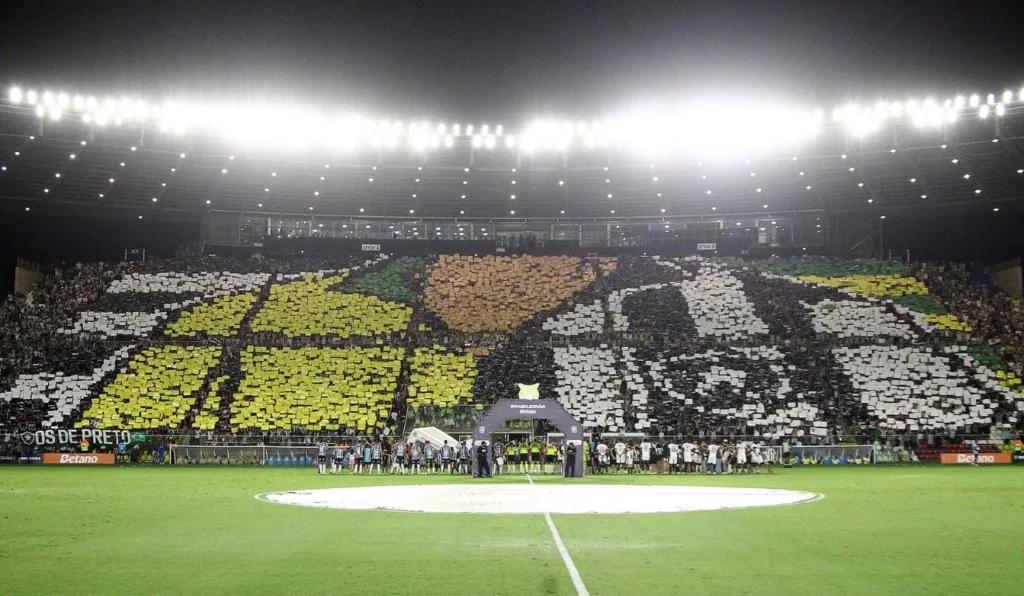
[564,442,578,478]
[476,441,492,478]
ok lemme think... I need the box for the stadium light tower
[8,86,23,104]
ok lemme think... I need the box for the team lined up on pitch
[315,438,776,475]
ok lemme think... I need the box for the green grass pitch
[1,466,1022,595]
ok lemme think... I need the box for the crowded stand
[912,261,1024,374]
[2,251,1023,463]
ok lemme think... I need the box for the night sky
[1,0,1023,286]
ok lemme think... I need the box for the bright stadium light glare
[1003,90,1014,103]
[979,105,990,119]
[34,105,45,118]
[995,103,1006,117]
[505,135,516,148]
[25,89,37,105]
[954,95,965,109]
[57,92,69,108]
[471,135,482,148]
[9,86,23,104]
[72,95,84,110]
[969,94,980,107]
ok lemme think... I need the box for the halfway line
[526,474,589,596]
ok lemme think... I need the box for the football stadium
[2,3,1024,595]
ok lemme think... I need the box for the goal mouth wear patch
[257,484,821,514]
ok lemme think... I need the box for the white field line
[527,474,589,596]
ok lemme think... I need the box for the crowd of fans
[1,251,1022,452]
[912,261,1024,374]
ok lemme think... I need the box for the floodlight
[484,135,496,149]
[42,91,54,106]
[505,135,516,148]
[25,90,37,105]
[48,107,62,120]
[496,124,503,136]
[995,103,1006,117]
[466,124,474,135]
[969,94,980,107]
[1003,90,1014,103]
[979,105,990,119]
[57,93,69,108]
[472,134,483,147]
[987,94,996,105]
[34,105,45,118]
[9,86,23,104]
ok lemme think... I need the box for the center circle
[258,484,821,514]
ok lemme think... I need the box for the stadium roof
[1,84,1023,220]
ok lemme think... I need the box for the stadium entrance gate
[472,399,585,478]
